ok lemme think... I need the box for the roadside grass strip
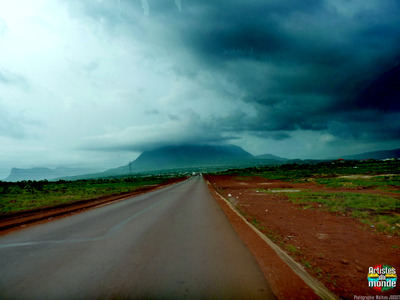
[258,188,302,193]
[0,177,174,214]
[280,191,400,235]
[222,160,400,183]
[209,184,339,300]
[315,175,400,192]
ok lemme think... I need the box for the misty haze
[0,0,399,179]
[0,1,399,299]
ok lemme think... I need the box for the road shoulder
[205,177,337,299]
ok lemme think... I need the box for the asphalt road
[0,176,275,299]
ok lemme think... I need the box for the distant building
[331,158,345,164]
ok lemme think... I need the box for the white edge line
[207,181,339,300]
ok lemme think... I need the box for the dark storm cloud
[79,111,237,153]
[169,0,400,142]
[68,0,400,149]
[353,62,400,112]
[175,0,325,64]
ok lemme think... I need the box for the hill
[255,153,287,161]
[339,148,400,160]
[131,144,253,171]
[64,144,255,179]
[3,167,99,182]
[8,146,399,181]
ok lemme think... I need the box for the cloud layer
[0,0,399,177]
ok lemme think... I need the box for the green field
[259,189,400,234]
[314,175,400,192]
[218,160,400,235]
[221,160,400,181]
[0,175,180,214]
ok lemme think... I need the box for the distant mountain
[122,144,252,173]
[339,148,400,160]
[131,144,253,171]
[73,144,255,179]
[255,153,287,161]
[4,167,99,182]
[8,146,399,181]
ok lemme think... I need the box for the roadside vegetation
[220,159,400,182]
[0,175,180,214]
[216,160,400,235]
[260,189,400,235]
[210,160,400,297]
[314,175,400,192]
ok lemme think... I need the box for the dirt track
[206,175,400,299]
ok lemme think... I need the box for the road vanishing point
[0,176,275,299]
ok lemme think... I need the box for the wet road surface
[0,176,275,299]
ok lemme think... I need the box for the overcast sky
[1,0,399,178]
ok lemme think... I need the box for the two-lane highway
[0,176,275,299]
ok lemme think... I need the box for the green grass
[250,218,267,231]
[286,244,302,255]
[282,190,400,235]
[315,175,400,191]
[248,217,284,243]
[216,160,400,235]
[217,160,400,182]
[219,161,400,281]
[301,259,312,269]
[256,187,400,234]
[0,176,180,214]
[285,191,399,212]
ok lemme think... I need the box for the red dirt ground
[206,175,400,299]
